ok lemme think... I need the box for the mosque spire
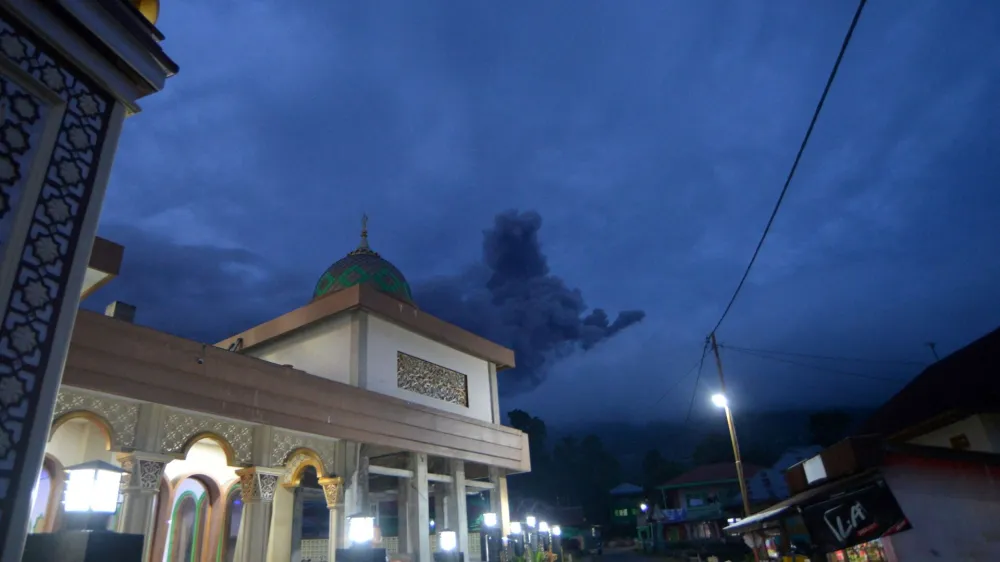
[359,213,370,251]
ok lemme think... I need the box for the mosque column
[446,460,470,557]
[407,453,431,562]
[233,467,283,562]
[116,452,173,562]
[488,467,511,537]
[320,477,344,562]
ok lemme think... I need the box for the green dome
[312,216,415,306]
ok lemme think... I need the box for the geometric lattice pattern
[0,12,115,545]
[397,352,469,407]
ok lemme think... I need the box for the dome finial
[359,213,370,251]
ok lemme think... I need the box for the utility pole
[709,333,760,562]
[926,342,940,362]
[709,333,753,518]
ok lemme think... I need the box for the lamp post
[525,515,537,552]
[482,512,500,562]
[538,521,550,552]
[509,522,524,557]
[551,526,563,562]
[338,515,386,562]
[711,392,759,562]
[22,461,143,562]
[435,529,462,562]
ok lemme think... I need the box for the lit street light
[711,393,728,408]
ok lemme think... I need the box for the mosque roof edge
[216,283,516,370]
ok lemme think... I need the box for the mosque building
[34,217,529,562]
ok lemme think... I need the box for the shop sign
[801,478,911,554]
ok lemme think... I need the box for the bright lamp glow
[539,521,550,533]
[483,512,498,527]
[430,519,436,528]
[552,526,562,537]
[640,503,648,512]
[439,530,458,552]
[711,393,728,408]
[510,521,523,534]
[526,515,537,528]
[347,515,375,546]
[64,461,126,513]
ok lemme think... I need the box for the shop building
[725,325,1000,561]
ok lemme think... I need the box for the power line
[720,344,927,367]
[648,350,706,413]
[725,346,911,383]
[709,0,869,336]
[684,339,711,424]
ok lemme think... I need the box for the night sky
[86,1,1000,425]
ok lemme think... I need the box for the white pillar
[397,477,411,554]
[319,477,344,562]
[488,468,511,537]
[266,484,295,562]
[408,453,430,562]
[447,460,469,557]
[115,453,172,562]
[290,490,305,562]
[234,467,283,562]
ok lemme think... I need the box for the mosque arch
[282,447,327,488]
[178,432,238,467]
[216,480,242,562]
[50,410,114,450]
[159,474,221,562]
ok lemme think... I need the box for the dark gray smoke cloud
[415,210,646,394]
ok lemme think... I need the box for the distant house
[655,462,763,543]
[746,446,823,504]
[609,482,645,527]
[726,325,1000,561]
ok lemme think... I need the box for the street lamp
[551,526,563,562]
[711,393,728,408]
[508,522,524,557]
[640,503,648,512]
[538,521,551,551]
[481,513,500,562]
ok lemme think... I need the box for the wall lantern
[63,460,126,515]
[483,512,498,527]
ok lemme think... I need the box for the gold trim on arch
[50,410,114,450]
[282,447,326,488]
[179,431,238,467]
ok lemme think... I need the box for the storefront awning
[724,469,880,535]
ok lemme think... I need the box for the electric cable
[709,0,869,337]
[683,338,711,424]
[725,346,912,383]
[648,348,707,414]
[720,344,927,366]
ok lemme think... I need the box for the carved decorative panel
[238,467,280,502]
[0,74,50,246]
[118,453,168,492]
[159,410,254,465]
[270,429,336,474]
[52,389,140,449]
[396,351,469,407]
[0,13,115,538]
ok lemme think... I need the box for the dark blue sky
[89,0,1000,425]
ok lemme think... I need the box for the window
[221,486,242,562]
